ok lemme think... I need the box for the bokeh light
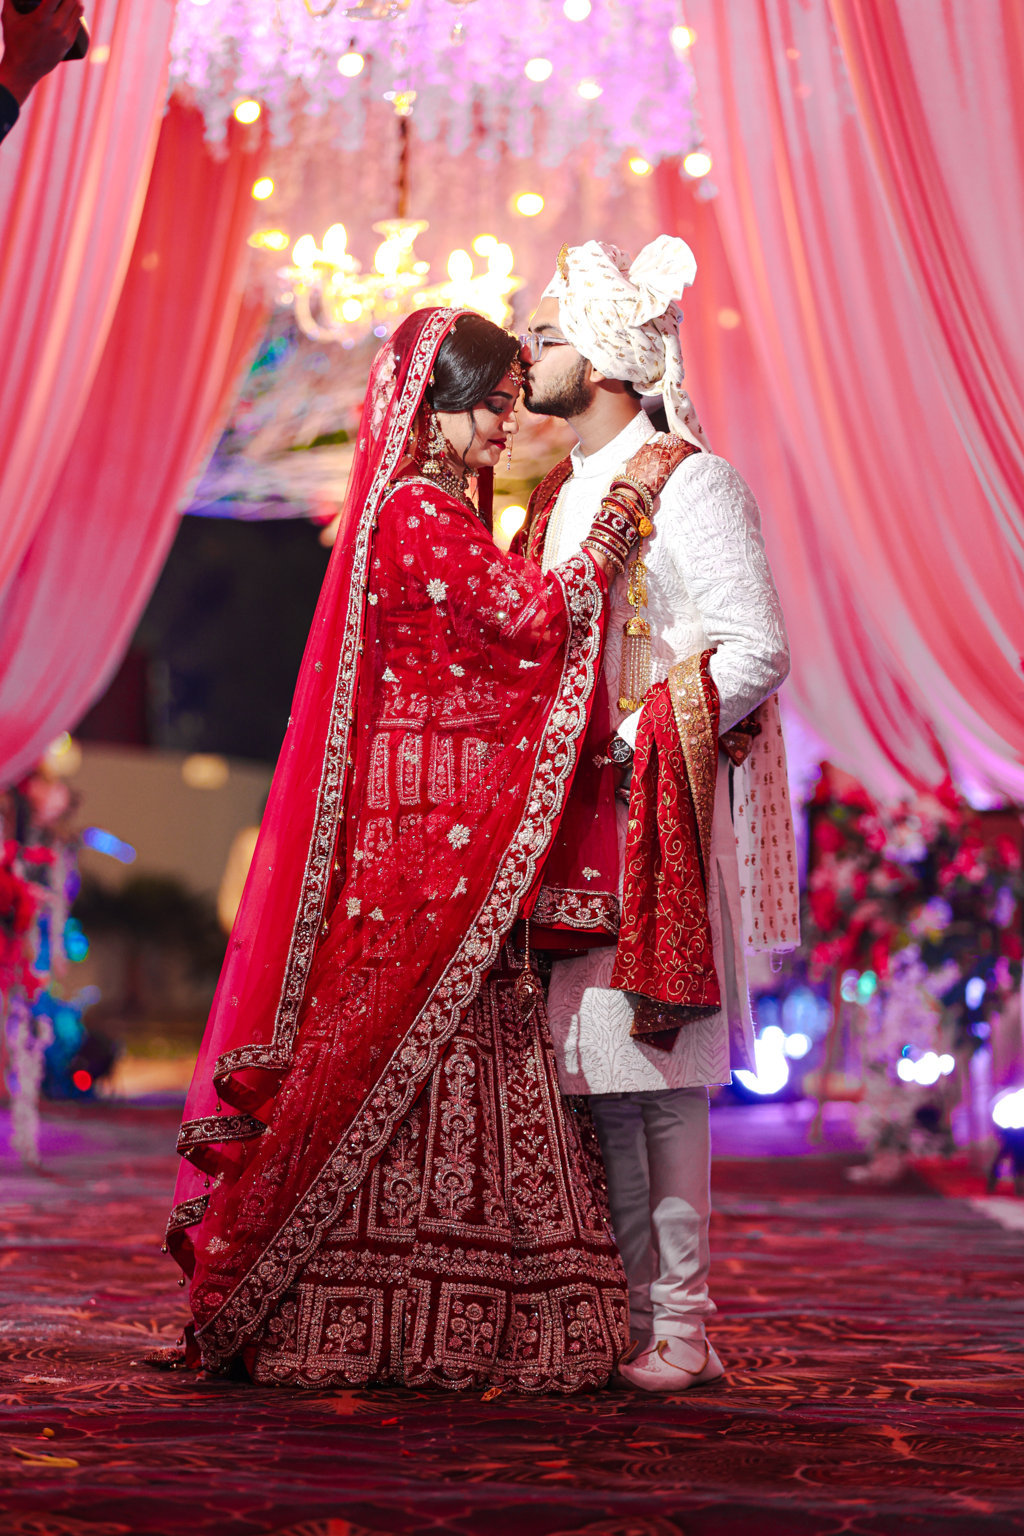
[683,149,712,178]
[524,57,553,82]
[251,177,275,200]
[233,99,261,124]
[515,192,545,217]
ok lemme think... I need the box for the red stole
[522,445,722,1048]
[610,654,722,1050]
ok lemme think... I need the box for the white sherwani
[544,411,790,1094]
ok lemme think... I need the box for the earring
[506,436,514,471]
[422,411,448,476]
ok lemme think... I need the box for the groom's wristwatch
[606,733,634,768]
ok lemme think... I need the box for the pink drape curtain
[678,0,1024,801]
[656,171,948,798]
[0,0,175,589]
[830,0,1024,568]
[0,102,268,786]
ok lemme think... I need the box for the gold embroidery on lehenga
[245,973,627,1393]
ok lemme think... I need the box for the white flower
[447,824,471,850]
[450,664,465,677]
[519,659,538,670]
[422,499,438,516]
[582,867,600,881]
[383,667,397,682]
[347,898,361,917]
[407,516,420,528]
[370,906,385,921]
[517,737,530,750]
[367,593,378,606]
[453,876,468,895]
[426,578,448,603]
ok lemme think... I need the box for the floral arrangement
[805,764,1023,1004]
[802,763,1024,1163]
[0,768,81,1165]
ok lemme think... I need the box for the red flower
[870,936,891,978]
[1001,931,1024,963]
[809,888,841,932]
[20,846,55,867]
[994,835,1021,872]
[814,819,844,854]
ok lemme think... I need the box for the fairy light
[683,149,712,178]
[338,49,365,77]
[524,57,553,82]
[577,79,602,100]
[628,156,652,176]
[993,1088,1024,1130]
[247,229,289,251]
[473,234,498,256]
[233,99,261,124]
[563,0,591,17]
[251,177,275,200]
[515,192,545,216]
[671,24,697,51]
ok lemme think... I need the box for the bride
[164,306,647,1393]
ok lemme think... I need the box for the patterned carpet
[2,1101,1023,1536]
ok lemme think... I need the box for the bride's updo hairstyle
[424,313,522,412]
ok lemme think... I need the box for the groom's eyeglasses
[518,332,570,364]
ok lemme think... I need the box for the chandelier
[280,116,522,345]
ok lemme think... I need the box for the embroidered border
[167,1195,209,1234]
[212,309,465,1090]
[532,886,619,934]
[176,1114,267,1160]
[196,551,605,1368]
[667,652,717,885]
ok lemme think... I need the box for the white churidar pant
[590,1087,714,1343]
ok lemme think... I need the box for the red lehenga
[165,308,628,1392]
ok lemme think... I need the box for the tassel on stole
[618,554,652,712]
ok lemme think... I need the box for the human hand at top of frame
[0,0,85,106]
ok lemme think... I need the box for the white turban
[543,235,709,451]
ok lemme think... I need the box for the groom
[520,238,791,1391]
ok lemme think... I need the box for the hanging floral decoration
[169,0,699,168]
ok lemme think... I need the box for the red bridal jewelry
[580,483,647,577]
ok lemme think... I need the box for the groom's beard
[522,356,594,419]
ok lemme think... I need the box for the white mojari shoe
[618,1334,725,1392]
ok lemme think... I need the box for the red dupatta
[167,308,609,1370]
